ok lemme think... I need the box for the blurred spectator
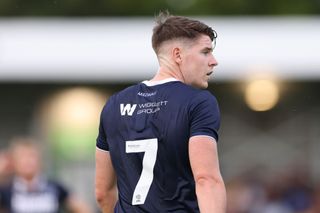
[281,167,313,212]
[258,172,293,213]
[226,178,255,213]
[225,165,318,213]
[300,183,320,213]
[0,136,92,213]
[0,149,12,185]
[226,172,266,213]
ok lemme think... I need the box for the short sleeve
[0,185,10,208]
[189,91,220,142]
[96,97,113,151]
[0,187,3,206]
[52,181,69,204]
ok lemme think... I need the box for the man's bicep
[189,136,222,181]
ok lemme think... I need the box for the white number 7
[126,138,158,205]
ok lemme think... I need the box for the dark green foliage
[0,0,319,16]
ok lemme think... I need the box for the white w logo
[120,104,137,116]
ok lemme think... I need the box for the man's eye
[203,51,212,55]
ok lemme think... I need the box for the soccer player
[0,137,92,213]
[95,11,226,213]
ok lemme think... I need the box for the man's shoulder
[173,84,216,102]
[0,180,13,192]
[0,180,14,203]
[110,84,140,100]
[46,178,65,188]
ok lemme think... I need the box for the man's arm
[95,148,117,213]
[189,136,226,213]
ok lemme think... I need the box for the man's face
[180,35,218,89]
[12,145,41,180]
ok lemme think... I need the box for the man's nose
[209,55,218,67]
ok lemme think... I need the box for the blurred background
[1,1,320,212]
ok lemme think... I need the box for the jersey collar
[142,78,179,86]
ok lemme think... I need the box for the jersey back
[96,80,220,213]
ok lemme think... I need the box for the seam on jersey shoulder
[96,146,110,152]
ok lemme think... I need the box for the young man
[96,11,226,213]
[0,137,92,213]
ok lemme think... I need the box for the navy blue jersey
[0,176,69,213]
[96,79,220,213]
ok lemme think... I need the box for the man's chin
[201,84,209,89]
[192,82,208,89]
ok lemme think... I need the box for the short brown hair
[152,11,217,54]
[9,136,40,154]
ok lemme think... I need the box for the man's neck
[14,174,42,191]
[150,66,185,83]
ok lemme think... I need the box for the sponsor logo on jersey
[120,101,168,116]
[137,91,157,97]
[120,104,137,116]
[137,101,168,115]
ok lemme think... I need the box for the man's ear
[172,47,182,64]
